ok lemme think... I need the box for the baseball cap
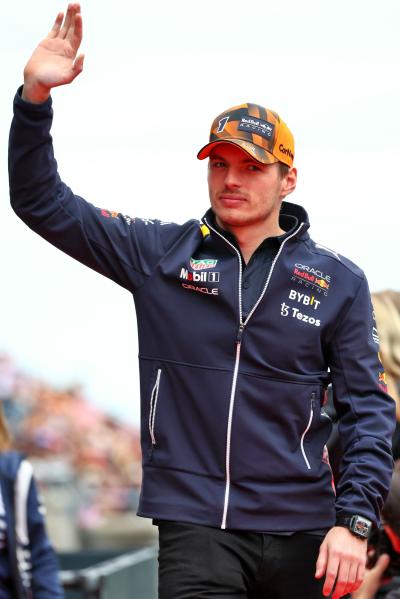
[197,103,295,167]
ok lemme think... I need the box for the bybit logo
[288,289,320,310]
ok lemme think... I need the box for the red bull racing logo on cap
[238,117,275,140]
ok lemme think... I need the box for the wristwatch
[336,515,372,539]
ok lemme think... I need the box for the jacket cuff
[15,85,53,110]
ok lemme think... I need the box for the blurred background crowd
[0,352,156,552]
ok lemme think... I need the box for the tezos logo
[280,302,321,327]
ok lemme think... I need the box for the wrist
[21,79,50,104]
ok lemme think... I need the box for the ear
[280,167,297,199]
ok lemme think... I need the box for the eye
[247,164,261,172]
[210,160,225,169]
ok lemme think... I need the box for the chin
[211,202,250,228]
[216,214,249,229]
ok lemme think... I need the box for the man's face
[207,143,296,232]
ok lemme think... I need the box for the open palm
[23,3,84,100]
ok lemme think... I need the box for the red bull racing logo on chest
[291,263,331,296]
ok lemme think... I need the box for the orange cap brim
[197,139,279,165]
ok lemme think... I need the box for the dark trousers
[157,520,326,599]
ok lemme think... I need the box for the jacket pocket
[149,369,162,446]
[139,359,230,477]
[231,376,330,483]
[300,392,317,470]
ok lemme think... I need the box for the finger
[351,559,366,593]
[60,4,73,39]
[48,12,64,38]
[374,553,391,584]
[342,561,359,596]
[67,11,83,51]
[322,555,340,597]
[315,542,328,579]
[376,553,391,573]
[60,3,80,39]
[331,560,350,599]
[358,553,366,581]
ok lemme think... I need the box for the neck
[216,218,284,264]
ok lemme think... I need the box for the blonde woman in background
[372,291,400,416]
[350,291,400,599]
[0,403,63,598]
[372,291,400,460]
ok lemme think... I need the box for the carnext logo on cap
[238,117,275,140]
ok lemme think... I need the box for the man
[8,4,395,598]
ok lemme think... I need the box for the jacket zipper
[204,218,304,528]
[149,369,162,445]
[300,392,317,470]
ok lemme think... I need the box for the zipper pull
[310,391,317,406]
[237,323,244,344]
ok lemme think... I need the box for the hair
[278,162,290,179]
[0,402,12,451]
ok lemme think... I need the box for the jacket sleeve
[8,87,183,293]
[26,472,65,598]
[327,274,396,526]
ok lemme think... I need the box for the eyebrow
[209,153,261,165]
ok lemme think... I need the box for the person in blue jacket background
[8,4,396,599]
[0,403,64,598]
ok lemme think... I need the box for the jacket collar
[201,201,310,243]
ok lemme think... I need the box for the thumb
[72,53,85,79]
[315,541,328,579]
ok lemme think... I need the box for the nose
[224,167,241,190]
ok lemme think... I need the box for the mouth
[218,193,246,207]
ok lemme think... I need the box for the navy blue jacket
[0,452,63,599]
[8,89,395,533]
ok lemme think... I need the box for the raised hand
[22,3,84,104]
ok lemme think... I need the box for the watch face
[351,516,371,538]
